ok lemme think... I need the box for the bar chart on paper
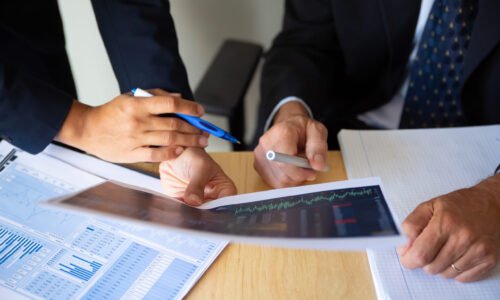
[57,254,103,281]
[0,142,226,300]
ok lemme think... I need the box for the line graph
[206,185,397,238]
[0,162,85,239]
[228,188,374,215]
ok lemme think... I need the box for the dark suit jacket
[256,0,500,149]
[0,0,192,154]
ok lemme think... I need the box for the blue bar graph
[0,226,43,266]
[59,255,102,281]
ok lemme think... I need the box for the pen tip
[236,141,242,144]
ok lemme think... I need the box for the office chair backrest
[194,39,263,150]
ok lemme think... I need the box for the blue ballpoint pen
[131,88,241,144]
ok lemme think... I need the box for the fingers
[438,239,498,282]
[159,148,236,205]
[158,149,207,205]
[184,170,209,206]
[400,222,448,269]
[399,200,446,269]
[305,121,328,172]
[254,117,318,188]
[131,146,185,163]
[399,201,434,255]
[422,237,468,275]
[274,160,317,184]
[203,170,237,201]
[402,202,434,240]
[149,116,203,134]
[455,260,496,282]
[397,184,500,283]
[143,94,205,116]
[254,144,316,188]
[144,131,208,148]
[182,152,217,206]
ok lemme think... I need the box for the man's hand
[159,147,237,206]
[56,89,208,163]
[398,174,500,282]
[254,101,328,188]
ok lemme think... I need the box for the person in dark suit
[0,0,236,205]
[253,0,500,282]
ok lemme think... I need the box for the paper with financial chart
[48,173,404,250]
[0,141,226,300]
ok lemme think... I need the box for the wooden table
[178,151,377,299]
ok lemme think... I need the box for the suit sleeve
[0,64,74,153]
[256,0,342,138]
[91,0,193,99]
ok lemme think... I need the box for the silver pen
[266,150,329,172]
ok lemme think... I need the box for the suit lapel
[463,0,500,82]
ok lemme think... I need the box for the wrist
[476,174,500,215]
[273,101,310,125]
[55,101,92,149]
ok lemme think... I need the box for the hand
[159,147,237,206]
[254,101,328,188]
[398,174,500,282]
[56,89,209,163]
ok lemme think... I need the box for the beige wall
[58,0,284,149]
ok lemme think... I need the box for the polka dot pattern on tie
[400,0,477,128]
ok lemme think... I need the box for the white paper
[339,125,500,300]
[43,143,165,195]
[0,141,226,300]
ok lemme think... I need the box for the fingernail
[307,174,317,181]
[314,154,325,166]
[199,136,209,147]
[188,194,202,206]
[175,146,184,156]
[397,245,409,256]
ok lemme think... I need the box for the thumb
[399,201,433,254]
[305,121,328,171]
[184,166,210,206]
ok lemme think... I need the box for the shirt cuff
[263,97,314,131]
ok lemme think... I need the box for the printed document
[339,125,500,300]
[48,174,404,250]
[0,141,226,300]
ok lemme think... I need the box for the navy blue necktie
[400,0,477,128]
